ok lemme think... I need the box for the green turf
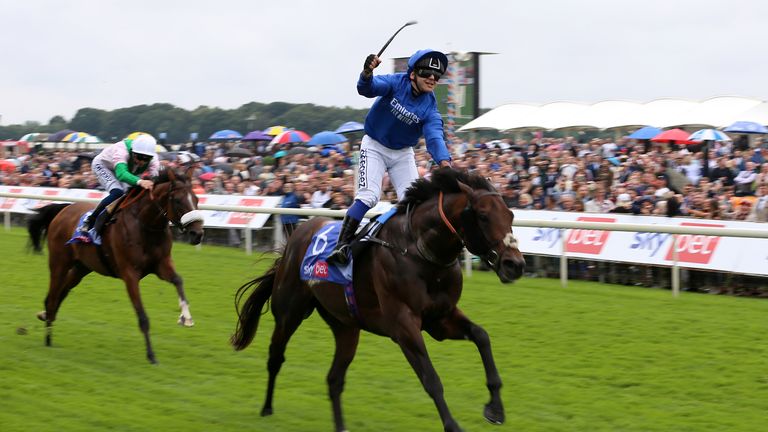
[1,226,766,432]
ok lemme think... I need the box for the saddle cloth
[299,207,399,285]
[66,211,103,246]
[300,221,353,284]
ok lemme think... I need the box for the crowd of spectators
[4,134,768,296]
[4,134,768,223]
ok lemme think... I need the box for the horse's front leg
[157,258,194,327]
[425,308,504,425]
[325,320,360,432]
[123,272,156,364]
[394,312,462,432]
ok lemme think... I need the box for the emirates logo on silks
[314,262,329,278]
[565,217,615,254]
[664,222,724,264]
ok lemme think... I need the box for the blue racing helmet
[407,49,448,75]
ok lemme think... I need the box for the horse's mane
[396,168,494,214]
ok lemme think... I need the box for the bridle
[437,189,516,272]
[148,179,204,232]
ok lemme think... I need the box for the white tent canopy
[458,96,768,132]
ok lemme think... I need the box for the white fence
[3,190,768,297]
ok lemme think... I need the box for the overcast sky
[2,0,766,126]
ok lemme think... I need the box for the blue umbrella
[688,129,731,142]
[627,126,662,140]
[334,121,364,134]
[209,129,243,140]
[723,121,768,134]
[308,131,347,146]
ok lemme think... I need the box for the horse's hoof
[36,311,46,321]
[484,403,505,425]
[260,407,273,417]
[177,316,195,327]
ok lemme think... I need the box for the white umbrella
[688,129,731,142]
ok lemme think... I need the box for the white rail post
[245,225,253,256]
[464,248,472,277]
[672,234,680,297]
[560,228,568,288]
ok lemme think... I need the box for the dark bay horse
[231,168,525,432]
[28,167,204,364]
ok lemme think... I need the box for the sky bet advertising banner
[0,186,281,229]
[512,209,768,277]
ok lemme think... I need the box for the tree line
[0,101,369,143]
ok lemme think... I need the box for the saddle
[92,194,128,235]
[349,207,402,258]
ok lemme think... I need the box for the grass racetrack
[1,226,766,432]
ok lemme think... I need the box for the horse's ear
[184,166,195,182]
[167,168,177,181]
[457,181,473,197]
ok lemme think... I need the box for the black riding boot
[326,216,361,266]
[81,202,107,233]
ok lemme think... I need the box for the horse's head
[153,167,205,245]
[455,180,525,283]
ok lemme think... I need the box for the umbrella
[19,132,49,142]
[263,125,288,136]
[651,128,691,143]
[48,129,75,142]
[309,131,347,146]
[627,126,663,140]
[274,150,288,158]
[63,132,91,142]
[212,163,234,174]
[199,172,216,181]
[270,130,311,145]
[75,135,103,143]
[687,129,731,143]
[242,130,272,141]
[723,121,768,134]
[287,147,310,156]
[156,144,169,153]
[209,129,243,140]
[226,146,252,157]
[125,131,150,140]
[334,121,365,134]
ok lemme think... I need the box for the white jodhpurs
[356,135,419,208]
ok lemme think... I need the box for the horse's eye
[477,213,489,222]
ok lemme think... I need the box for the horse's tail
[230,256,282,351]
[27,203,70,253]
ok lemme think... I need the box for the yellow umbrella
[63,132,91,142]
[156,144,168,153]
[125,131,151,141]
[263,125,287,136]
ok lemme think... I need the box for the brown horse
[28,167,204,364]
[231,168,525,432]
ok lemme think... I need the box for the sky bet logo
[532,217,614,254]
[313,261,329,278]
[663,222,723,264]
[565,217,615,254]
[629,232,671,257]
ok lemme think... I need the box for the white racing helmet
[131,134,157,158]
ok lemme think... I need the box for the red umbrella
[270,130,311,145]
[650,128,692,144]
[199,172,216,181]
